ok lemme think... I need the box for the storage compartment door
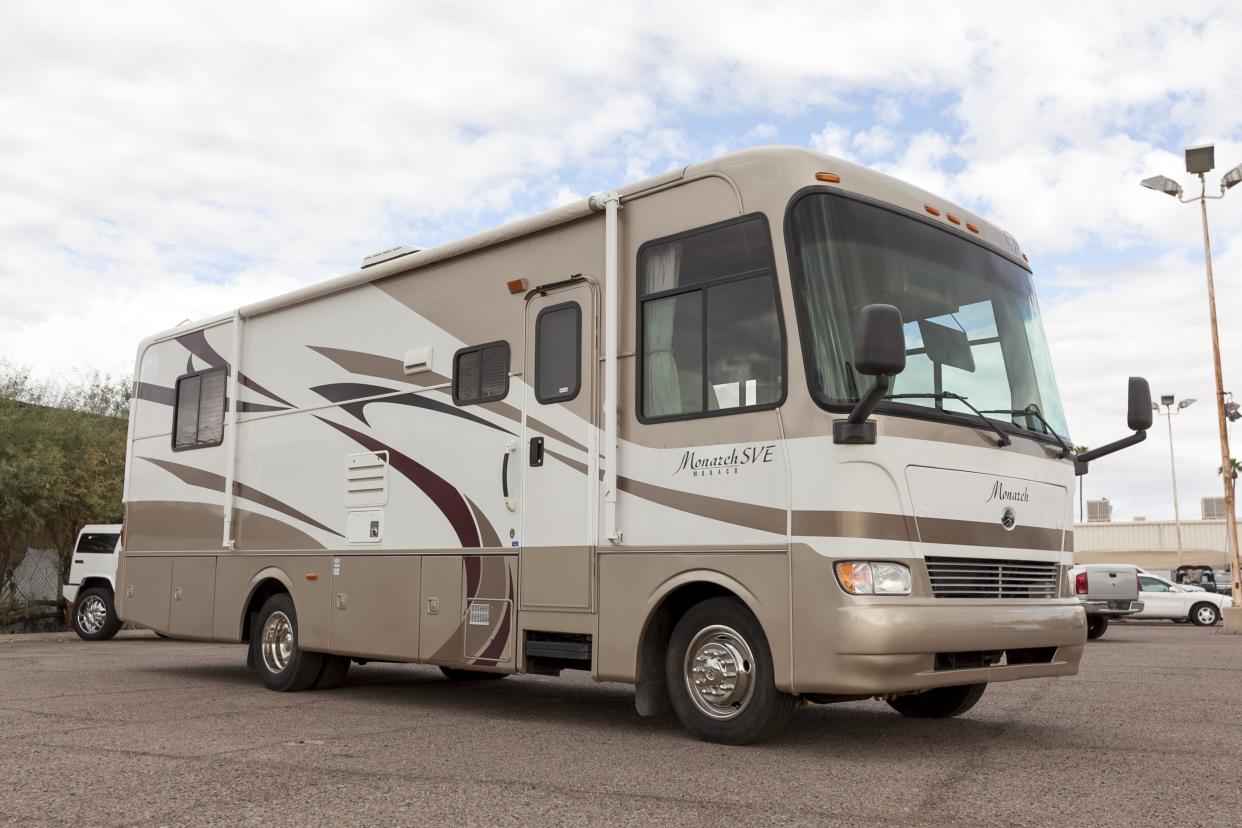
[118,556,172,632]
[169,556,216,640]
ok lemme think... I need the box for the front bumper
[1080,599,1144,617]
[793,599,1086,695]
[62,584,79,604]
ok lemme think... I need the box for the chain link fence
[1,548,68,634]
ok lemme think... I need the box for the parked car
[1069,564,1143,640]
[1135,570,1229,626]
[1172,565,1233,597]
[63,524,122,640]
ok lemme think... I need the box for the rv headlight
[834,562,912,595]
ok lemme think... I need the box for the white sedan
[1135,571,1229,626]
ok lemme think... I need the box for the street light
[1141,144,1242,619]
[1154,395,1195,566]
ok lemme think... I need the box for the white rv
[118,146,1151,744]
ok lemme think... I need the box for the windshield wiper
[885,391,1012,447]
[978,404,1073,459]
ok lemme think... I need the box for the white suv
[63,524,122,640]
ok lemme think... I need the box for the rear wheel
[1190,602,1220,627]
[665,597,795,745]
[72,587,121,641]
[440,667,508,681]
[1086,615,1109,640]
[251,593,324,692]
[887,683,987,719]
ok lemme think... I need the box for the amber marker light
[306,573,318,581]
[965,222,980,234]
[924,203,941,217]
[815,172,840,183]
[507,278,527,294]
[946,214,962,225]
[834,561,874,595]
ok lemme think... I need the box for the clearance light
[306,573,319,581]
[946,214,962,225]
[924,203,941,217]
[507,278,527,294]
[834,561,912,595]
[1022,252,1029,262]
[965,222,980,234]
[815,172,841,183]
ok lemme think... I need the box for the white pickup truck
[62,524,122,640]
[1070,564,1144,640]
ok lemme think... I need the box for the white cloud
[3,0,1242,520]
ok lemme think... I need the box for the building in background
[1086,498,1113,523]
[1074,517,1233,571]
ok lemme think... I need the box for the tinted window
[454,341,510,405]
[535,303,581,403]
[173,367,227,449]
[75,533,118,555]
[1139,577,1169,593]
[638,215,783,420]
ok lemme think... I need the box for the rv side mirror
[854,303,907,377]
[834,304,905,445]
[1127,376,1153,432]
[1075,376,1153,475]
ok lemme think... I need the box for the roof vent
[361,245,420,269]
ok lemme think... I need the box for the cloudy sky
[2,1,1240,521]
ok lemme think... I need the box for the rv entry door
[520,280,597,611]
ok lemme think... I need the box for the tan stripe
[545,448,588,476]
[466,497,502,548]
[308,345,449,387]
[792,510,917,542]
[616,477,787,535]
[917,517,1064,551]
[526,415,588,454]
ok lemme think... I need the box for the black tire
[312,655,352,690]
[887,683,987,719]
[665,597,795,745]
[1086,615,1109,640]
[251,593,324,692]
[71,587,122,641]
[1190,602,1221,627]
[440,666,509,681]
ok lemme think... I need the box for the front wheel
[887,683,987,719]
[251,593,324,692]
[1086,615,1109,640]
[72,587,121,641]
[1190,602,1221,627]
[665,597,795,745]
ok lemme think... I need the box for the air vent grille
[926,556,1058,599]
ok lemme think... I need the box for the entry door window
[534,303,581,403]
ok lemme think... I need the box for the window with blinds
[453,341,510,405]
[173,367,227,450]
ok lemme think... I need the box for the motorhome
[118,146,1151,744]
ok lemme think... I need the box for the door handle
[502,439,517,511]
[529,437,545,467]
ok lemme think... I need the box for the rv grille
[925,556,1059,599]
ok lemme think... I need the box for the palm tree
[1074,445,1090,522]
[1220,457,1241,481]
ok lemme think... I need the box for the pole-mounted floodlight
[1223,164,1242,192]
[1226,400,1241,422]
[1178,398,1196,409]
[1160,394,1175,406]
[1186,144,1215,175]
[1141,175,1183,198]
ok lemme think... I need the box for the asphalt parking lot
[1,623,1238,827]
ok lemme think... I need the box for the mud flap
[635,679,670,717]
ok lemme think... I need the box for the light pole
[1154,395,1195,567]
[1142,144,1242,619]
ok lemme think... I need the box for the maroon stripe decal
[464,555,482,597]
[316,416,481,548]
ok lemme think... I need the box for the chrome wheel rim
[1196,606,1217,625]
[683,624,755,721]
[76,595,107,634]
[261,611,295,674]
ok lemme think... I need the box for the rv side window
[453,341,510,405]
[638,214,784,421]
[535,303,581,404]
[172,367,227,450]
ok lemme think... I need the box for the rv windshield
[788,192,1070,440]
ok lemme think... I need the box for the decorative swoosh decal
[315,416,482,548]
[176,330,292,408]
[310,382,512,435]
[308,345,449,387]
[137,456,341,537]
